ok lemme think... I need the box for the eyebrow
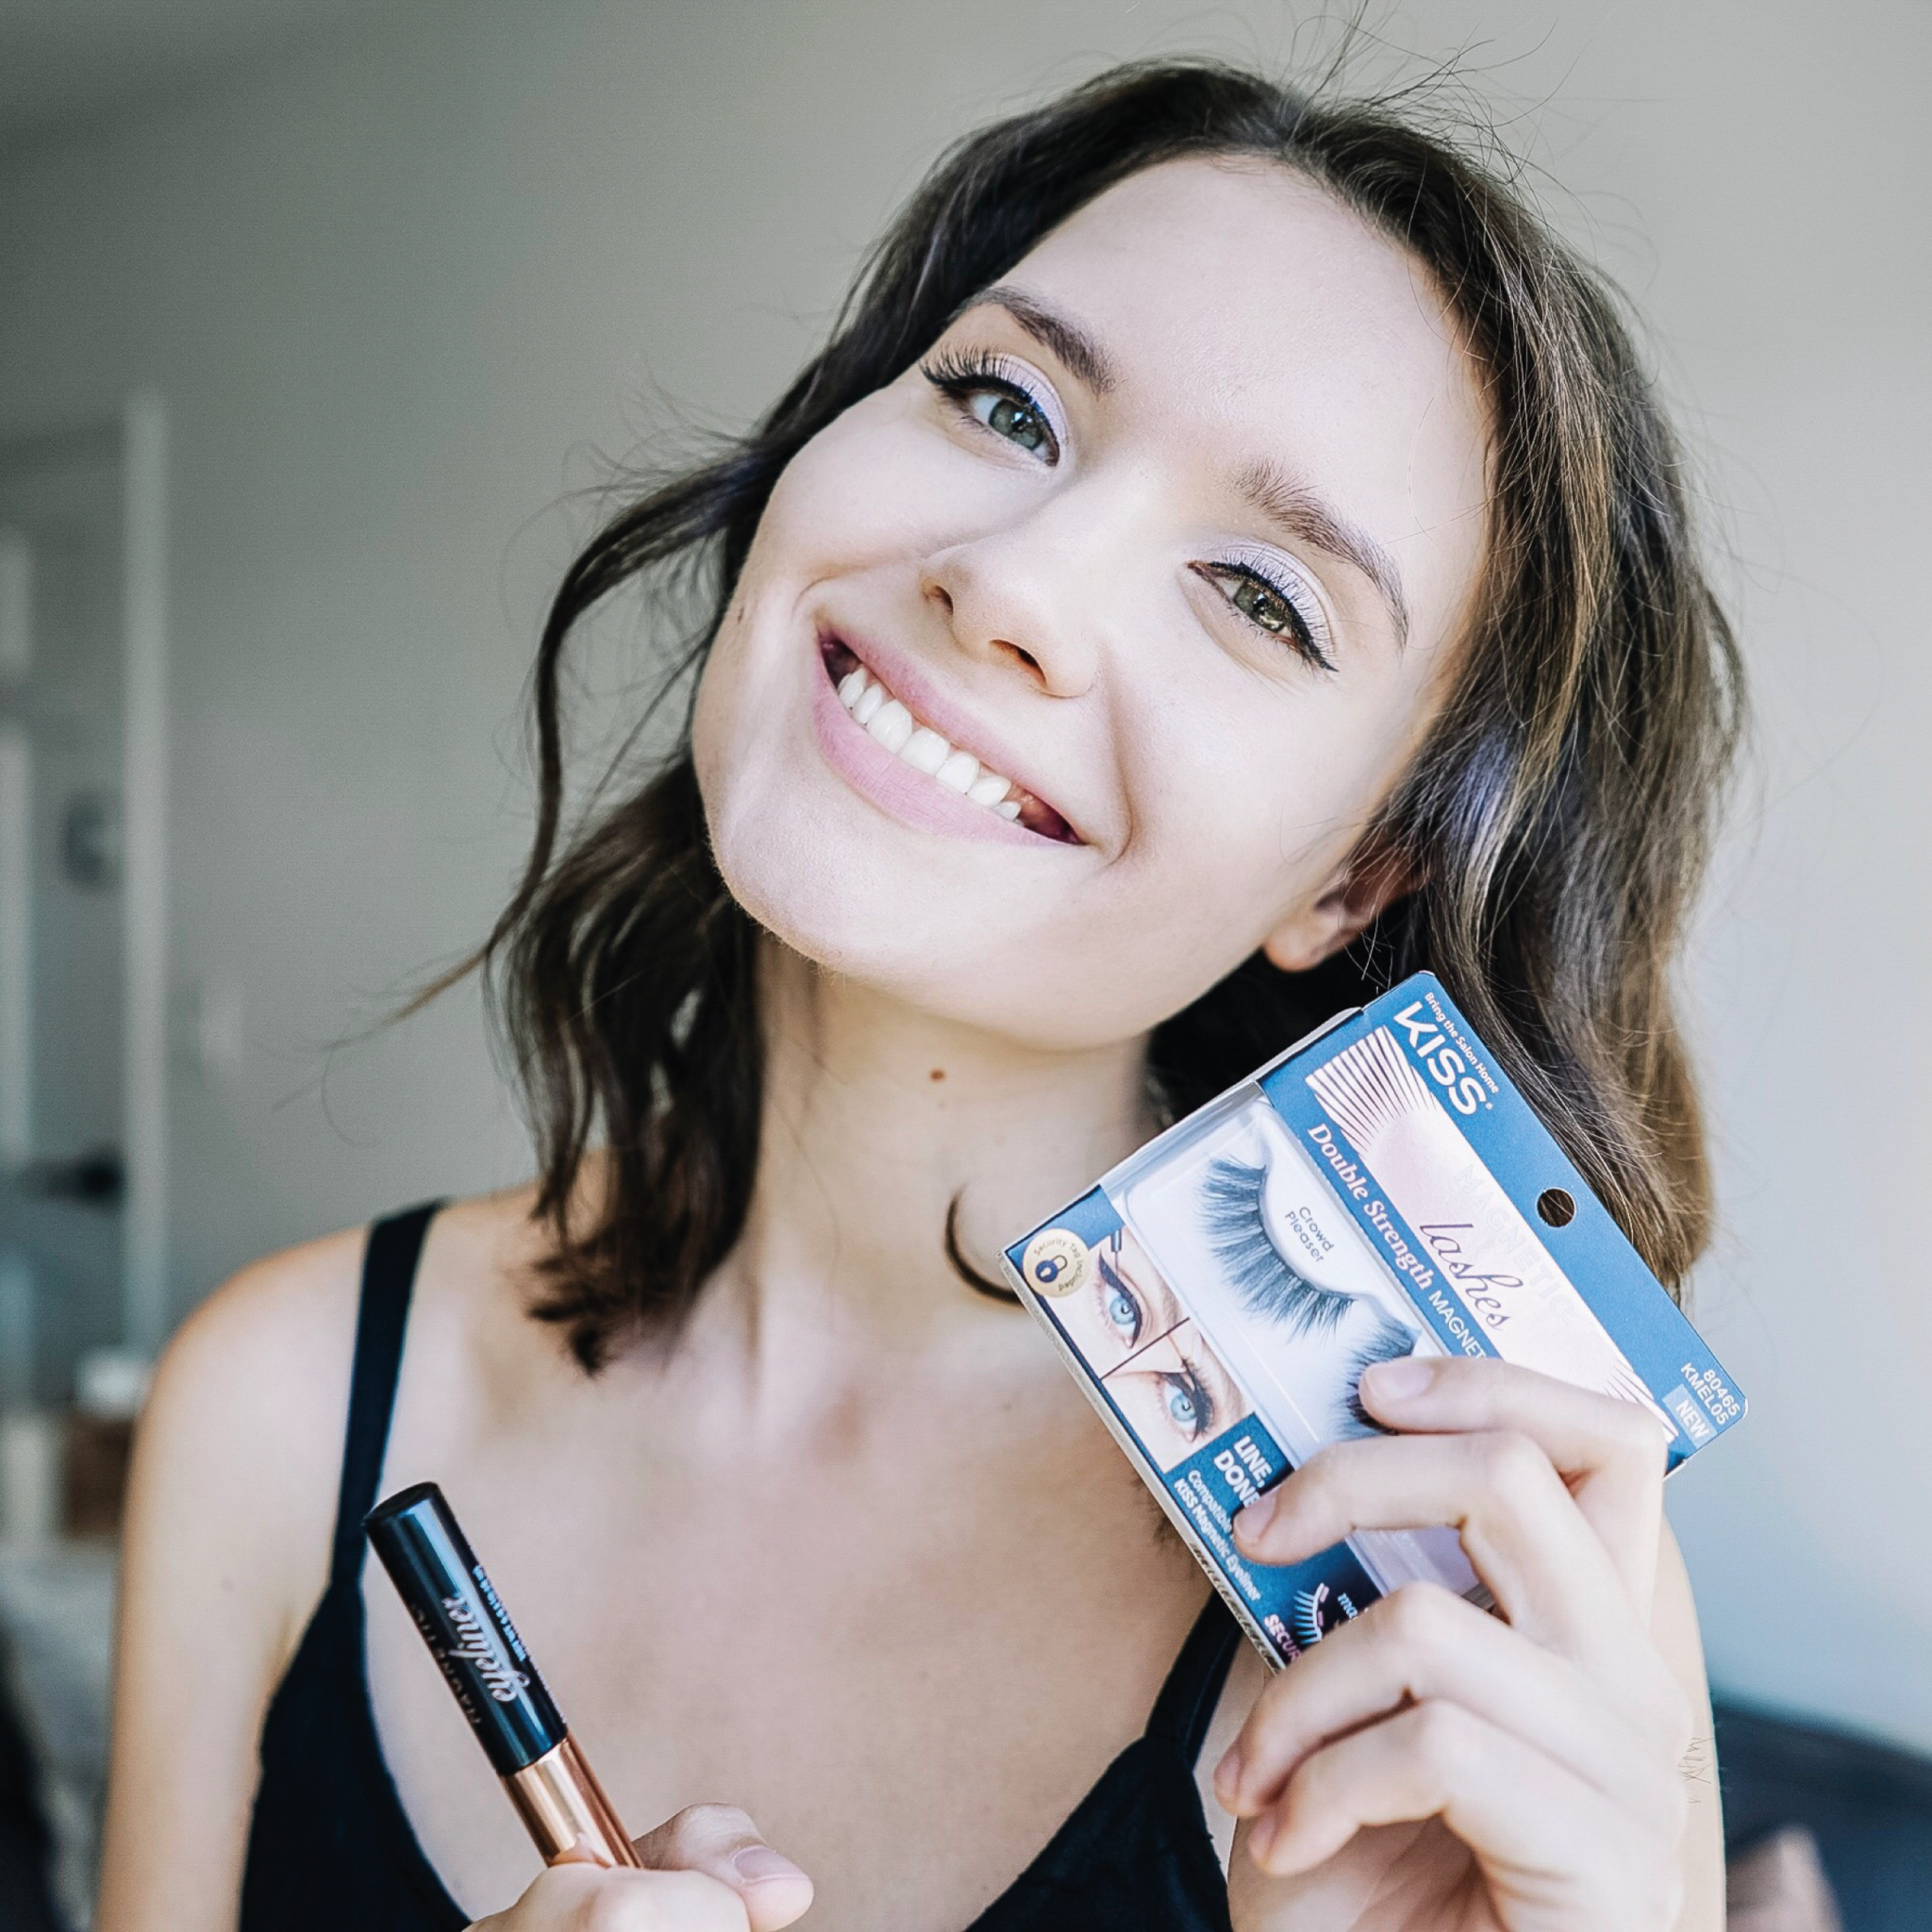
[964,283,1118,394]
[1236,458,1412,650]
[959,286,1411,649]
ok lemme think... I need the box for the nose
[919,515,1109,700]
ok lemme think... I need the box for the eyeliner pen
[366,1481,642,1869]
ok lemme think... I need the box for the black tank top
[239,1205,1241,1930]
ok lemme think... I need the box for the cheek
[743,389,1011,583]
[690,437,869,806]
[1119,673,1422,894]
[1063,654,1448,999]
[689,596,750,803]
[694,403,973,758]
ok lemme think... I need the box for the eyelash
[918,347,1336,673]
[1194,559,1335,673]
[1199,1153,1427,1439]
[1200,1156,1359,1337]
[1096,1250,1143,1346]
[1162,1363,1216,1440]
[1338,1314,1423,1440]
[921,347,1060,459]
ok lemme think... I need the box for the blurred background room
[0,1,1926,1924]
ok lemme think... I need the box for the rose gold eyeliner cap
[505,1737,642,1869]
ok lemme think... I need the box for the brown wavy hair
[456,60,1741,1369]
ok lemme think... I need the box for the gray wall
[2,0,1926,1748]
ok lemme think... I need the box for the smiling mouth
[820,637,1078,843]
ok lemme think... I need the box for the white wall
[2,0,1926,1749]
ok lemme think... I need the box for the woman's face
[694,157,1490,1049]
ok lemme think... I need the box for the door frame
[0,391,170,1360]
[122,391,169,1358]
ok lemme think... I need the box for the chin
[707,774,991,1002]
[693,659,1018,1020]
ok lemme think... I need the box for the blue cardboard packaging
[1003,972,1743,1666]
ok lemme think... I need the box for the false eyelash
[920,344,1015,393]
[918,348,1058,452]
[1337,1314,1424,1439]
[1195,556,1337,674]
[1200,1156,1357,1337]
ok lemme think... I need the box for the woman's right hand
[472,1804,814,1932]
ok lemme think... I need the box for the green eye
[1229,574,1294,635]
[974,391,1049,454]
[921,350,1061,464]
[1198,562,1336,672]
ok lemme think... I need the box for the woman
[98,60,1740,1932]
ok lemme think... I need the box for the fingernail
[1213,1743,1243,1805]
[1234,1490,1278,1547]
[1362,1355,1433,1404]
[734,1845,806,1883]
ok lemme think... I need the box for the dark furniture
[0,1630,63,1932]
[1717,1698,1932,1929]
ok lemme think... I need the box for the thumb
[632,1804,814,1930]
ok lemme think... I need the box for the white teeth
[832,654,1030,824]
[902,725,950,774]
[935,749,979,793]
[866,698,914,755]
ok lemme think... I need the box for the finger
[1248,1700,1684,1923]
[497,1862,756,1932]
[1233,1429,1635,1656]
[1215,1583,1658,1818]
[633,1805,815,1931]
[1358,1355,1667,1607]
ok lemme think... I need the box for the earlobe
[1261,845,1416,974]
[1260,904,1357,974]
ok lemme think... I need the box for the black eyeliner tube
[366,1481,641,1868]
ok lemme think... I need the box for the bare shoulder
[133,1183,546,1648]
[158,1220,364,1406]
[395,1180,558,1395]
[131,1222,373,1653]
[97,1191,551,1931]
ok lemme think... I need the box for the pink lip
[808,649,1061,848]
[845,628,1061,808]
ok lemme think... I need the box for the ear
[1261,842,1416,974]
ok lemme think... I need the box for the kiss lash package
[1003,972,1744,1668]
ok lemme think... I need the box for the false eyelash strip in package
[1002,972,1745,1669]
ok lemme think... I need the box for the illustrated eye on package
[1003,972,1745,1669]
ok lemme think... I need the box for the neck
[708,937,1157,1358]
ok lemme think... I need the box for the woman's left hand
[1216,1356,1699,1932]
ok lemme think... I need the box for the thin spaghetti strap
[327,1202,443,1587]
[1146,1592,1244,1765]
